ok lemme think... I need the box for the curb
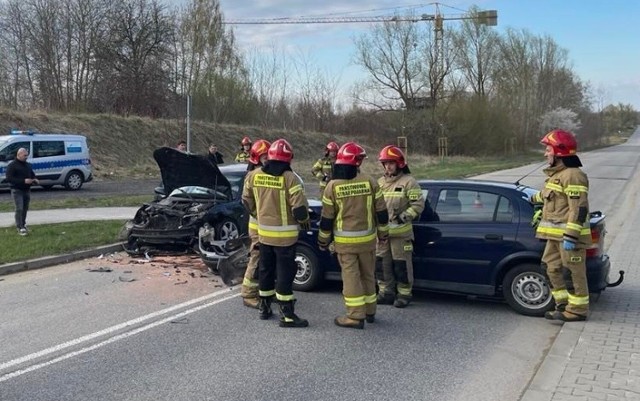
[0,242,125,276]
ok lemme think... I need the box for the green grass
[0,195,153,212]
[0,220,125,264]
[411,154,543,179]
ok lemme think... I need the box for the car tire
[503,263,554,316]
[214,218,240,241]
[64,170,84,190]
[292,245,322,292]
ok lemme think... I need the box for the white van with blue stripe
[0,130,93,190]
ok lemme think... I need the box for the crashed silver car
[120,147,248,256]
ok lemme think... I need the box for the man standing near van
[6,148,38,236]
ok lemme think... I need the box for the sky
[214,0,640,110]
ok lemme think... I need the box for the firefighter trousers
[258,243,297,301]
[241,233,260,299]
[542,239,589,316]
[376,238,414,298]
[337,251,377,320]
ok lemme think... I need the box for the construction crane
[222,4,497,105]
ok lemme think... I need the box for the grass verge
[0,195,153,212]
[0,220,125,264]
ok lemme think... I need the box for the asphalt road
[1,128,638,401]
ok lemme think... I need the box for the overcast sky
[211,0,640,109]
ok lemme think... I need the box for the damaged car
[121,147,248,256]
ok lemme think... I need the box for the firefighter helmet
[540,129,577,157]
[378,145,407,168]
[325,141,339,153]
[267,139,294,163]
[249,139,271,165]
[336,142,366,166]
[241,136,252,146]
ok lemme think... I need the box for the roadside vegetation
[0,221,124,264]
[0,195,153,212]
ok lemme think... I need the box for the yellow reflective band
[289,184,302,195]
[389,224,413,235]
[551,289,569,301]
[276,293,295,301]
[565,185,588,193]
[318,231,331,239]
[568,293,589,305]
[367,193,373,229]
[335,181,372,198]
[383,192,405,198]
[364,293,377,304]
[344,295,366,307]
[322,195,334,206]
[405,208,418,218]
[570,256,583,263]
[397,286,411,296]
[254,174,284,189]
[403,244,413,251]
[243,277,259,288]
[334,232,377,244]
[532,192,543,203]
[375,189,384,199]
[545,182,563,192]
[566,222,583,231]
[258,224,299,238]
[407,189,422,200]
[259,289,276,297]
[378,225,389,232]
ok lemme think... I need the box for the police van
[0,130,93,190]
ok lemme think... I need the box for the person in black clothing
[207,144,224,165]
[6,148,38,236]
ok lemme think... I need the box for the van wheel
[64,170,84,190]
[503,263,554,316]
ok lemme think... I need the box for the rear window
[33,141,65,158]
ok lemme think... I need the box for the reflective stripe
[405,208,418,218]
[248,216,258,230]
[259,289,276,297]
[397,286,411,296]
[279,189,287,227]
[334,229,376,237]
[243,277,258,288]
[322,195,334,206]
[407,189,422,200]
[334,231,377,244]
[389,223,413,235]
[537,221,591,236]
[564,185,588,195]
[568,293,589,305]
[289,184,303,195]
[545,182,563,192]
[344,295,365,307]
[258,223,299,238]
[318,231,331,240]
[383,192,405,198]
[276,293,295,302]
[552,289,569,302]
[364,293,377,304]
[566,222,583,231]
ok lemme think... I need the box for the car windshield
[222,171,245,200]
[169,185,228,200]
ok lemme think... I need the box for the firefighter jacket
[242,167,309,247]
[244,168,260,236]
[378,173,425,239]
[318,174,389,254]
[531,163,591,246]
[311,157,334,187]
[235,150,250,163]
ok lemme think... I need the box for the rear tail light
[586,227,603,258]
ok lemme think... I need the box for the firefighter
[311,141,339,191]
[531,129,590,322]
[318,142,389,329]
[240,139,271,309]
[235,136,252,163]
[242,138,311,328]
[376,145,425,308]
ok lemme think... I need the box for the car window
[33,141,65,158]
[0,141,30,161]
[435,189,511,223]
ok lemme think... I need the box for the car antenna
[514,162,547,186]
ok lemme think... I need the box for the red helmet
[241,136,252,146]
[540,129,577,157]
[378,145,406,168]
[249,139,271,165]
[326,141,339,153]
[336,142,366,166]
[267,139,294,163]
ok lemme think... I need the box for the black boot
[393,295,412,308]
[278,301,309,328]
[544,303,567,320]
[259,296,273,320]
[377,292,395,305]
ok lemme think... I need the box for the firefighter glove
[563,240,576,251]
[299,219,311,231]
[531,209,542,227]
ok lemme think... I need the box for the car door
[412,184,520,295]
[0,140,31,185]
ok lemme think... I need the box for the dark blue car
[293,180,621,316]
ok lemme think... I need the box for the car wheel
[292,245,322,292]
[214,218,240,241]
[64,170,84,190]
[503,263,554,316]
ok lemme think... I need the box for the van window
[0,141,30,161]
[34,141,65,158]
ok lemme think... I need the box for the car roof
[417,178,534,192]
[219,163,249,175]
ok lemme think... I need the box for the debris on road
[87,267,113,273]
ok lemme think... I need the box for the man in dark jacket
[207,144,224,165]
[6,148,38,236]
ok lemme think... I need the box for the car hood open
[153,147,232,198]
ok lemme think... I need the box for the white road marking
[0,290,240,382]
